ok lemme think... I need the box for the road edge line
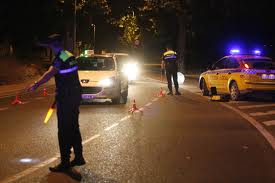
[220,103,275,151]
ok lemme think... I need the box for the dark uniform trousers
[56,86,82,164]
[165,65,179,92]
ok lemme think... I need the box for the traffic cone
[128,99,139,114]
[158,87,165,97]
[42,88,48,96]
[11,93,23,105]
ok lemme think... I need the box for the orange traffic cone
[11,93,23,105]
[128,99,139,114]
[158,87,165,97]
[42,88,48,96]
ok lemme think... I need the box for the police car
[107,53,140,82]
[199,50,275,100]
[77,54,128,104]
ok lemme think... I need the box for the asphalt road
[0,73,274,183]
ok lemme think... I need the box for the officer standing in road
[161,45,181,95]
[27,34,85,176]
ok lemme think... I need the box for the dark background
[0,0,274,71]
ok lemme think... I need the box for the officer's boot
[167,90,173,95]
[175,90,181,95]
[49,158,71,172]
[71,156,86,167]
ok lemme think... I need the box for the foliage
[116,15,140,47]
[139,0,184,13]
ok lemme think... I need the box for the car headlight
[122,63,139,80]
[98,78,113,87]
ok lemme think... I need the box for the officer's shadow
[42,170,118,183]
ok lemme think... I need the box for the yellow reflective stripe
[163,50,176,56]
[59,51,74,62]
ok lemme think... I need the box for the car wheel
[230,82,241,101]
[121,89,128,104]
[112,95,121,104]
[112,86,121,104]
[201,79,209,96]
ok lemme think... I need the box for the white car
[77,54,128,104]
[108,53,140,82]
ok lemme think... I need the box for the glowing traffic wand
[44,100,56,124]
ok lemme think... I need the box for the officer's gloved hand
[27,82,39,92]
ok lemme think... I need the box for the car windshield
[243,59,275,70]
[77,57,115,71]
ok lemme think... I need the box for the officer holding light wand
[27,34,85,181]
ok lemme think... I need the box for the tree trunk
[177,14,186,73]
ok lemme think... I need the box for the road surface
[0,72,274,183]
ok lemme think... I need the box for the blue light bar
[230,49,240,55]
[254,50,261,55]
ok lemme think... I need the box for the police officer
[27,34,85,174]
[161,46,181,95]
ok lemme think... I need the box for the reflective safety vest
[58,50,78,74]
[54,50,81,91]
[163,50,177,60]
[163,50,178,69]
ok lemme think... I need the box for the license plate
[82,94,94,99]
[262,74,275,80]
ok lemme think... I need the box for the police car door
[220,57,240,93]
[209,58,227,91]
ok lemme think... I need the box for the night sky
[0,0,274,68]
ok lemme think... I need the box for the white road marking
[120,116,130,122]
[82,134,101,145]
[249,110,275,117]
[0,157,58,183]
[220,103,275,151]
[239,104,275,109]
[0,103,149,182]
[151,75,275,150]
[145,102,152,107]
[104,123,119,131]
[263,120,275,126]
[34,97,44,100]
[228,101,249,104]
[0,107,9,111]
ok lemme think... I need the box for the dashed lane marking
[239,104,275,109]
[228,101,249,104]
[0,157,58,183]
[82,134,101,145]
[34,97,44,100]
[0,107,9,111]
[120,116,130,122]
[145,102,152,107]
[104,123,119,131]
[220,103,275,151]
[249,110,275,117]
[263,120,275,126]
[0,115,127,183]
